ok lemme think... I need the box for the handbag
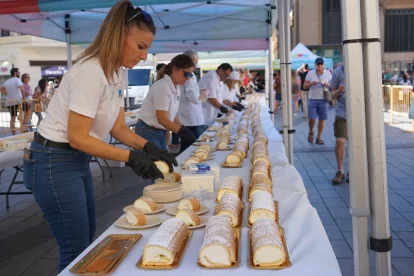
[317,72,331,102]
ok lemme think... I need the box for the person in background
[330,64,349,184]
[136,54,197,151]
[291,70,301,116]
[399,74,412,86]
[303,57,332,145]
[199,63,233,131]
[176,49,207,152]
[33,79,49,126]
[155,63,166,81]
[273,71,281,114]
[243,68,249,86]
[297,63,310,119]
[222,71,240,108]
[21,73,33,130]
[25,2,177,271]
[0,68,24,135]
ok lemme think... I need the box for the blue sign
[41,66,68,76]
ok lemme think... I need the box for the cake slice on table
[134,196,157,212]
[178,197,201,211]
[199,216,236,267]
[249,191,276,224]
[175,209,200,226]
[251,218,286,266]
[126,209,146,226]
[142,218,189,266]
[216,176,243,202]
[154,161,170,175]
[248,179,272,201]
[217,141,228,149]
[215,193,242,227]
[184,156,203,167]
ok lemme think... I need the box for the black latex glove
[219,105,228,114]
[143,141,178,173]
[127,150,164,180]
[178,126,196,146]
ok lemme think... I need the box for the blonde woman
[23,1,177,272]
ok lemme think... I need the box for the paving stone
[330,240,353,258]
[337,258,354,276]
[0,267,19,276]
[329,207,351,219]
[319,190,341,198]
[305,186,319,195]
[390,218,414,232]
[336,218,353,232]
[396,232,414,248]
[318,213,336,226]
[314,184,336,191]
[391,240,414,257]
[401,212,414,224]
[323,198,348,208]
[391,202,414,213]
[19,258,58,276]
[43,246,59,259]
[312,203,329,214]
[394,189,414,198]
[392,258,414,276]
[324,225,344,240]
[389,207,404,219]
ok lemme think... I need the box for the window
[322,0,342,44]
[385,9,414,52]
[1,30,10,37]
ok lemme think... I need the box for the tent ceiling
[0,0,276,53]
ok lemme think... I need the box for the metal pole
[268,35,275,115]
[284,0,293,164]
[361,0,392,275]
[278,0,289,155]
[341,0,371,275]
[265,52,270,108]
[65,14,72,68]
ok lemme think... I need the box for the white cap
[228,71,240,81]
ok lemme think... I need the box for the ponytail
[156,63,172,80]
[156,54,194,81]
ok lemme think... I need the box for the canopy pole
[284,0,293,164]
[361,0,392,275]
[64,14,72,69]
[278,0,289,155]
[268,36,275,116]
[341,0,371,275]
[265,52,270,109]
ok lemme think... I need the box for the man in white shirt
[199,63,233,131]
[176,49,208,152]
[303,57,332,145]
[0,68,25,135]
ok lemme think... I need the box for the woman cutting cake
[23,1,177,272]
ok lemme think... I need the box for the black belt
[34,133,73,150]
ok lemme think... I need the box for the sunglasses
[24,76,30,79]
[316,63,324,65]
[182,70,193,78]
[126,8,153,23]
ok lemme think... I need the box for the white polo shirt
[139,74,180,129]
[38,58,125,142]
[305,69,332,100]
[177,75,203,126]
[200,70,221,126]
[2,77,23,106]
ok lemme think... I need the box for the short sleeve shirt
[37,58,125,142]
[200,70,221,126]
[330,66,346,119]
[2,77,23,106]
[305,69,332,100]
[139,74,180,129]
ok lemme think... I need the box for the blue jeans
[134,120,167,151]
[23,142,94,272]
[198,125,209,134]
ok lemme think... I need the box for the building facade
[293,0,414,72]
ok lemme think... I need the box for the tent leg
[361,0,392,275]
[341,1,371,275]
[284,0,293,165]
[278,0,289,155]
[268,38,275,117]
[65,15,72,69]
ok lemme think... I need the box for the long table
[59,96,341,276]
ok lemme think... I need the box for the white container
[186,162,220,183]
[181,170,215,193]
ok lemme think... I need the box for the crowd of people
[0,69,61,134]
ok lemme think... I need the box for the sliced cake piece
[249,191,275,224]
[178,197,201,211]
[126,209,146,226]
[216,176,243,202]
[134,197,157,212]
[175,209,200,226]
[215,193,242,227]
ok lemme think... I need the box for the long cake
[216,176,243,202]
[199,216,236,267]
[249,191,276,224]
[251,218,286,266]
[215,193,242,227]
[142,218,189,265]
[248,179,272,201]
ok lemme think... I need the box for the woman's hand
[177,126,196,146]
[143,141,178,172]
[127,150,164,180]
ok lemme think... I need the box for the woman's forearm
[158,117,181,133]
[110,125,147,150]
[69,135,130,162]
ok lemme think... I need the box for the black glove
[127,150,164,180]
[178,126,196,146]
[219,106,228,114]
[143,141,178,173]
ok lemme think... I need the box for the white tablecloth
[59,96,341,276]
[0,150,24,170]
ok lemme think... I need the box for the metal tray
[69,234,142,275]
